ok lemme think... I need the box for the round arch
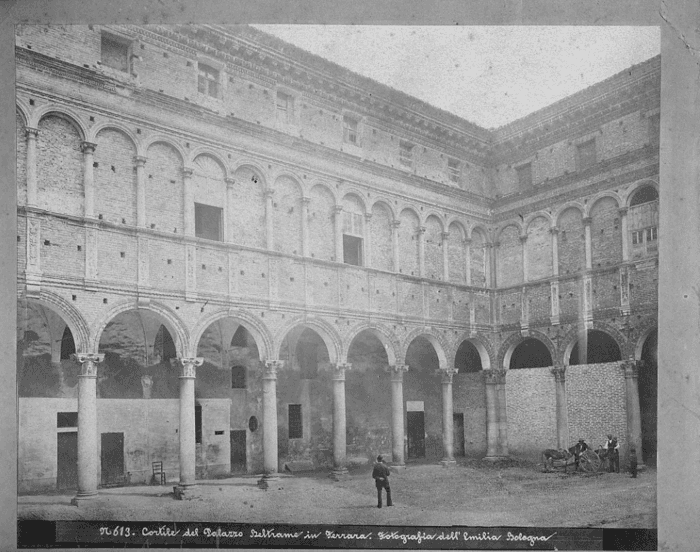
[272,171,304,196]
[90,122,140,154]
[308,180,339,204]
[274,316,342,365]
[633,317,659,360]
[451,333,494,371]
[16,101,30,127]
[344,322,400,366]
[624,179,659,208]
[469,224,489,242]
[143,136,187,165]
[398,205,421,222]
[369,198,396,221]
[401,327,449,368]
[524,211,553,231]
[585,192,623,217]
[499,330,556,370]
[553,202,586,227]
[423,212,445,232]
[189,148,231,179]
[32,106,89,140]
[90,299,190,357]
[496,221,524,242]
[190,309,273,361]
[18,290,91,353]
[231,159,269,189]
[446,218,468,240]
[340,190,369,213]
[561,323,626,365]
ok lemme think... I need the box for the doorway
[453,413,465,456]
[56,432,78,490]
[407,411,425,459]
[100,432,125,486]
[230,430,247,473]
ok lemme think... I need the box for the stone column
[550,227,559,277]
[441,232,450,281]
[386,364,409,466]
[81,141,97,218]
[70,353,104,505]
[334,205,344,263]
[619,207,629,262]
[464,238,472,285]
[176,357,203,492]
[520,234,529,282]
[301,197,310,257]
[261,360,282,480]
[418,226,426,278]
[484,369,500,458]
[265,190,274,250]
[392,220,401,273]
[26,127,39,208]
[224,177,235,242]
[182,167,195,236]
[134,156,147,227]
[622,360,643,468]
[583,217,593,270]
[331,363,351,478]
[364,213,373,268]
[438,367,458,466]
[495,369,509,456]
[550,365,569,450]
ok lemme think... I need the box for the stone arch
[33,106,88,140]
[496,221,524,242]
[446,219,467,241]
[308,179,338,204]
[18,290,90,353]
[341,190,368,214]
[451,332,494,371]
[585,191,622,217]
[272,171,304,195]
[561,322,627,366]
[423,210,446,231]
[344,322,400,366]
[90,121,140,154]
[499,330,556,370]
[16,101,30,127]
[190,148,231,179]
[524,211,553,231]
[231,159,269,189]
[401,327,449,368]
[469,224,489,242]
[624,179,659,207]
[632,317,658,360]
[553,202,586,227]
[274,316,342,365]
[90,299,189,357]
[143,136,187,165]
[398,205,421,222]
[369,198,396,221]
[190,308,273,361]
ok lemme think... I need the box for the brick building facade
[15,25,659,497]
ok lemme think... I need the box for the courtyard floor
[18,458,656,528]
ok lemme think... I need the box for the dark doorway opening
[60,326,76,360]
[56,432,78,490]
[569,330,621,365]
[509,338,553,369]
[639,330,658,464]
[453,413,465,457]
[100,432,125,486]
[230,430,247,473]
[407,411,425,459]
[455,341,482,373]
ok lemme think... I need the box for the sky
[252,26,660,128]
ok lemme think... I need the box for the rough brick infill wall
[453,372,487,456]
[505,367,557,459]
[566,362,627,456]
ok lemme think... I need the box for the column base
[71,491,98,506]
[329,467,350,481]
[257,473,280,490]
[173,484,200,500]
[483,455,509,462]
[391,463,406,470]
[440,459,457,467]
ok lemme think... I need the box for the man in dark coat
[629,444,638,478]
[574,439,589,471]
[372,455,392,508]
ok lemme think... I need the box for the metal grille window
[276,91,293,123]
[288,404,302,439]
[516,163,532,187]
[101,34,130,72]
[577,139,596,170]
[343,116,358,144]
[198,63,220,98]
[399,140,414,167]
[447,158,461,183]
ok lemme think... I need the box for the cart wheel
[580,451,601,473]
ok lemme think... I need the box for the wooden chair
[152,461,166,485]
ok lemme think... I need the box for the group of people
[600,434,638,477]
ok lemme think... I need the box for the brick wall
[148,237,186,291]
[592,270,619,311]
[526,216,552,281]
[590,196,622,268]
[447,222,466,284]
[197,245,228,293]
[500,290,522,326]
[95,128,137,225]
[41,218,85,280]
[497,225,523,287]
[528,282,551,324]
[398,209,420,276]
[370,202,393,271]
[630,264,658,307]
[273,176,303,255]
[230,167,266,250]
[37,115,84,218]
[470,231,487,287]
[399,280,422,317]
[424,215,443,280]
[453,371,487,456]
[17,112,27,205]
[453,289,470,321]
[97,228,137,284]
[308,184,336,262]
[557,207,585,275]
[505,367,557,458]
[559,278,581,321]
[145,143,184,233]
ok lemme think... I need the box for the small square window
[194,203,222,241]
[343,116,358,145]
[288,404,303,439]
[447,158,461,183]
[276,91,293,124]
[198,63,220,98]
[399,140,414,168]
[516,163,532,187]
[577,139,596,170]
[101,34,130,72]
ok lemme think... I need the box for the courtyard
[18,459,656,529]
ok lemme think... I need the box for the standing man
[629,444,638,478]
[372,455,392,508]
[602,434,620,473]
[574,439,589,471]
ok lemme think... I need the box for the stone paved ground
[18,459,655,528]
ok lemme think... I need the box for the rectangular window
[577,139,596,170]
[231,365,247,389]
[195,203,222,241]
[447,158,461,183]
[198,63,220,98]
[343,234,363,266]
[343,116,358,145]
[645,226,658,242]
[516,163,532,187]
[632,230,643,245]
[399,140,414,168]
[57,412,78,428]
[288,404,302,439]
[649,113,660,146]
[195,404,202,444]
[276,91,293,124]
[101,34,130,72]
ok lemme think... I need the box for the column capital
[582,216,593,226]
[80,141,97,154]
[386,364,409,381]
[225,176,236,187]
[441,231,450,240]
[484,368,507,384]
[418,226,427,235]
[364,212,373,222]
[334,205,344,214]
[618,207,629,216]
[549,226,559,235]
[265,188,275,198]
[263,359,284,379]
[621,360,639,379]
[331,363,352,380]
[437,367,459,383]
[182,166,194,178]
[173,357,203,378]
[463,237,472,246]
[519,234,528,244]
[492,241,500,248]
[133,155,147,167]
[550,365,567,380]
[392,219,401,229]
[301,196,311,205]
[25,127,39,139]
[71,353,104,376]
